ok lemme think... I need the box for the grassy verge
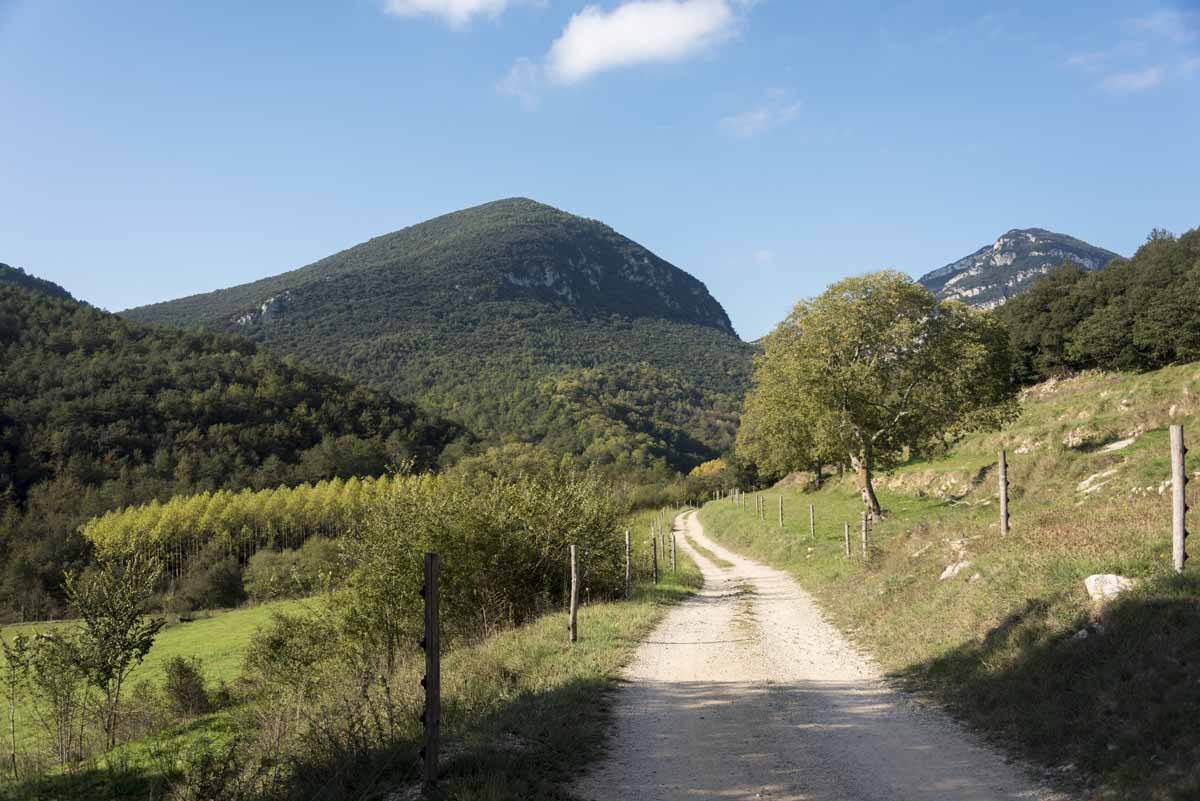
[429,562,700,799]
[2,518,702,800]
[683,536,735,569]
[700,365,1200,801]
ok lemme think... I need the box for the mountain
[124,198,753,470]
[0,262,72,300]
[917,228,1119,309]
[0,275,465,619]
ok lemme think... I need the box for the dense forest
[996,227,1200,383]
[0,263,72,301]
[0,283,466,621]
[123,198,754,468]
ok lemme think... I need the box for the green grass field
[699,364,1200,800]
[1,601,307,749]
[1,511,702,800]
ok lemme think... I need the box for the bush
[243,538,346,602]
[163,656,211,717]
[242,550,300,602]
[171,540,246,613]
[294,537,346,592]
[339,471,621,672]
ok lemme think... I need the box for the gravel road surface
[575,510,1067,801]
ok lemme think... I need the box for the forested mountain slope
[0,263,72,300]
[123,198,753,469]
[0,278,465,620]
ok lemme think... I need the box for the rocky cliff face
[917,229,1119,309]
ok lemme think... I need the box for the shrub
[172,540,246,613]
[242,549,300,602]
[243,538,347,602]
[294,537,346,592]
[163,657,211,717]
[339,471,621,672]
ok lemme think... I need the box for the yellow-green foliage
[80,475,409,570]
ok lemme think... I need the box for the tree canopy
[996,227,1200,383]
[737,271,1016,516]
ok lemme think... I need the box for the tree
[1,634,29,779]
[63,555,164,750]
[742,271,1016,518]
[24,632,90,769]
[736,363,842,485]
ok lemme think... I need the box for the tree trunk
[852,452,883,519]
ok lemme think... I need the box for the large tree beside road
[739,271,1016,518]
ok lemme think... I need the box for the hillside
[0,263,72,300]
[996,227,1200,383]
[123,198,753,470]
[0,278,464,621]
[701,362,1200,799]
[918,228,1119,309]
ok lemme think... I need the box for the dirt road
[575,510,1066,801]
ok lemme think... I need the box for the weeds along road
[576,511,1069,801]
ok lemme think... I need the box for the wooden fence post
[671,533,677,572]
[999,449,1010,538]
[809,504,815,539]
[1171,425,1189,573]
[420,553,440,791]
[860,513,869,559]
[651,534,658,585]
[843,522,850,558]
[779,496,784,528]
[624,530,631,599]
[569,545,579,643]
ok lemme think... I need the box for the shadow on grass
[895,573,1200,800]
[0,766,167,801]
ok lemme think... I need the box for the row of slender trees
[80,475,414,577]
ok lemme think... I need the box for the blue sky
[1,0,1197,340]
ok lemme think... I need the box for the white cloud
[498,57,542,110]
[1066,50,1107,71]
[753,248,776,266]
[546,0,739,84]
[718,90,801,138]
[1134,9,1199,43]
[1101,66,1165,92]
[383,0,510,28]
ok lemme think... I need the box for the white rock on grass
[1100,437,1136,453]
[939,560,971,580]
[1077,469,1118,494]
[1084,574,1137,601]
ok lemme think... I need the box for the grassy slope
[1,602,305,752]
[2,511,701,800]
[700,364,1200,801]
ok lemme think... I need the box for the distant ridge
[0,263,73,300]
[917,228,1119,309]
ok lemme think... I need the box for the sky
[1,0,1197,340]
